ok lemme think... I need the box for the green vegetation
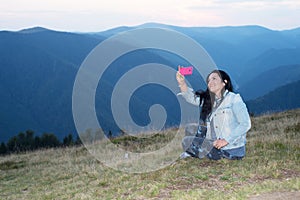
[0,131,81,155]
[0,109,299,199]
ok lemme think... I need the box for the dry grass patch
[0,109,299,199]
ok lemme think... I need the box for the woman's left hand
[213,139,229,149]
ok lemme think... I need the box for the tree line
[0,130,82,155]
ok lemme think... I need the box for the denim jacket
[179,87,251,151]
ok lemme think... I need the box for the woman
[176,67,251,160]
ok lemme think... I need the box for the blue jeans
[182,135,245,160]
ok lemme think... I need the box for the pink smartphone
[179,66,193,75]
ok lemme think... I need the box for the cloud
[185,0,300,29]
[0,0,299,31]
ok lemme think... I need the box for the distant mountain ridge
[239,64,300,100]
[246,80,300,115]
[0,28,102,142]
[0,23,299,142]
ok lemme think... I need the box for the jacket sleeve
[178,87,200,106]
[224,94,251,144]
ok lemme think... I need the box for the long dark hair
[196,70,233,121]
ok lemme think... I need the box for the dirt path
[249,191,300,200]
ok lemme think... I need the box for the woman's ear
[224,80,228,84]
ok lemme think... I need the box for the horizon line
[1,23,299,33]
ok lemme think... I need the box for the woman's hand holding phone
[176,66,188,92]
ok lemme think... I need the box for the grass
[0,109,299,199]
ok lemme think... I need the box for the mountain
[246,80,300,115]
[239,64,300,100]
[94,23,300,84]
[1,24,300,142]
[239,47,300,85]
[132,24,300,85]
[0,28,102,142]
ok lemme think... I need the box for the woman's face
[207,72,225,97]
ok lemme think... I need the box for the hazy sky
[1,0,299,32]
